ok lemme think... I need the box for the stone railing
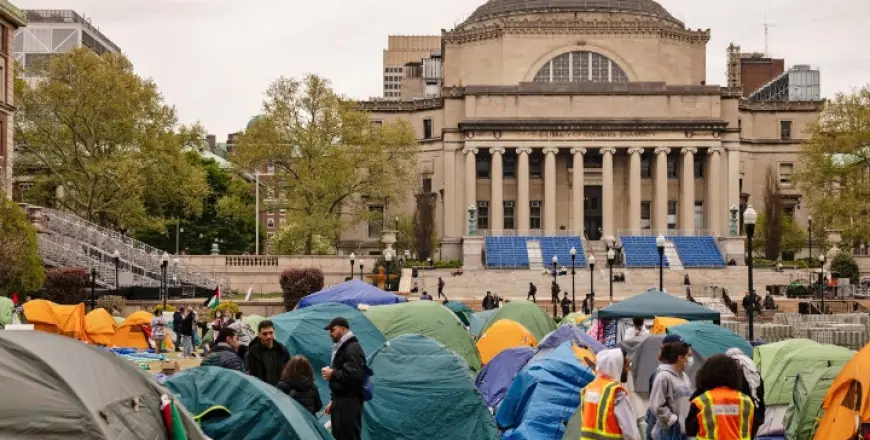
[225,256,279,267]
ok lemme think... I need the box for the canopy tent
[111,311,158,349]
[297,280,406,310]
[272,302,385,405]
[595,290,720,323]
[166,366,332,440]
[650,316,688,334]
[496,341,596,440]
[475,347,536,409]
[480,300,557,341]
[0,331,206,439]
[477,319,538,365]
[538,324,604,353]
[666,322,752,358]
[85,308,118,346]
[363,334,499,440]
[443,301,473,327]
[783,366,842,440]
[23,300,89,341]
[757,340,854,406]
[363,301,481,372]
[0,296,13,326]
[470,309,499,337]
[815,342,870,440]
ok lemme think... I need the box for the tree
[43,267,88,304]
[795,85,870,249]
[14,48,209,230]
[280,268,324,311]
[233,74,418,254]
[750,213,807,260]
[270,223,335,255]
[831,252,860,284]
[762,166,783,260]
[413,193,437,261]
[0,195,45,296]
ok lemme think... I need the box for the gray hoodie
[649,364,694,434]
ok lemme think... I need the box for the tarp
[475,347,535,408]
[111,311,157,349]
[443,301,473,327]
[595,290,720,323]
[815,342,870,440]
[784,366,842,440]
[758,340,854,405]
[539,324,605,353]
[271,302,385,405]
[86,308,118,346]
[363,301,481,372]
[666,322,752,358]
[480,300,557,341]
[166,366,332,440]
[496,341,596,440]
[477,319,538,365]
[0,331,207,439]
[363,334,499,440]
[297,280,406,309]
[470,309,499,337]
[0,296,13,326]
[650,316,688,334]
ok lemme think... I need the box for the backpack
[362,366,375,401]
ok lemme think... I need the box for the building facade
[346,0,823,260]
[0,1,25,197]
[382,35,441,100]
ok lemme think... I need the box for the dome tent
[443,301,474,327]
[475,346,535,409]
[477,319,537,365]
[755,339,854,405]
[783,365,843,440]
[815,342,870,440]
[480,299,557,341]
[297,280,406,309]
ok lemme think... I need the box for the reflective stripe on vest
[693,387,754,440]
[580,377,624,440]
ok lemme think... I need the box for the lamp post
[808,214,813,263]
[385,251,394,291]
[607,248,615,304]
[173,258,179,289]
[744,206,758,341]
[160,252,170,309]
[175,220,184,255]
[656,234,666,292]
[569,247,577,312]
[112,249,120,290]
[552,255,558,318]
[359,259,365,281]
[90,267,97,311]
[588,254,596,313]
[349,253,356,280]
[818,254,826,314]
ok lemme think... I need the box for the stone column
[543,146,559,233]
[707,147,724,236]
[728,147,740,210]
[570,147,586,235]
[627,147,643,233]
[463,146,478,229]
[601,147,617,242]
[443,146,456,237]
[654,147,671,232]
[490,147,505,231]
[517,147,531,233]
[680,147,697,233]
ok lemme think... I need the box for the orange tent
[110,311,174,350]
[476,319,538,365]
[650,316,689,334]
[814,342,870,440]
[86,308,118,346]
[22,300,88,341]
[22,299,58,334]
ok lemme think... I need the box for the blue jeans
[652,422,684,440]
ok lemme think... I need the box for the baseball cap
[662,334,686,344]
[324,317,350,331]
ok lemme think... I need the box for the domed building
[352,0,822,265]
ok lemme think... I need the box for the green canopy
[364,301,481,373]
[595,290,720,323]
[0,297,13,326]
[470,309,499,337]
[166,366,332,440]
[363,334,499,440]
[784,365,844,440]
[666,322,752,358]
[480,300,557,341]
[443,301,473,327]
[759,341,854,405]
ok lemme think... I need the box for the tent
[470,309,499,337]
[619,334,700,393]
[85,308,118,346]
[443,301,473,327]
[111,311,158,349]
[595,290,720,323]
[784,366,842,440]
[477,319,538,365]
[650,316,688,334]
[754,338,818,373]
[167,366,332,440]
[0,296,13,326]
[0,331,206,439]
[363,334,499,440]
[480,300,558,341]
[559,312,585,326]
[758,340,854,406]
[23,300,89,340]
[297,280,406,309]
[363,301,482,372]
[475,347,535,408]
[538,324,604,353]
[272,302,385,405]
[242,314,266,333]
[666,322,752,358]
[496,341,596,440]
[815,342,870,440]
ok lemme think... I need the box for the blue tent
[470,309,499,337]
[495,342,596,440]
[297,280,407,309]
[538,325,604,353]
[475,347,535,409]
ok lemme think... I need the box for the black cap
[324,317,350,331]
[663,334,687,344]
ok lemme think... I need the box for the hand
[324,402,333,415]
[321,367,334,381]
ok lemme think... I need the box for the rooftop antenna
[762,14,780,57]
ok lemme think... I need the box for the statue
[468,205,477,236]
[729,205,739,236]
[366,266,398,290]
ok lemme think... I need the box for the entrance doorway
[584,185,602,241]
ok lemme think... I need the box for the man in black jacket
[322,317,367,440]
[172,308,183,352]
[245,320,291,386]
[202,327,244,371]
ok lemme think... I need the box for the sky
[14,0,870,140]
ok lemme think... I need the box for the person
[437,277,445,299]
[527,282,537,302]
[323,317,368,440]
[246,320,291,386]
[582,293,593,315]
[227,312,253,361]
[649,336,694,440]
[726,348,765,437]
[201,327,244,371]
[278,355,323,415]
[172,307,184,352]
[685,287,698,303]
[560,292,571,318]
[482,291,497,310]
[685,354,755,439]
[420,291,433,301]
[151,309,168,353]
[624,317,649,340]
[180,308,196,359]
[551,281,560,303]
[579,348,641,440]
[683,274,691,286]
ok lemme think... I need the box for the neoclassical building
[346,0,822,261]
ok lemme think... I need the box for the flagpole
[255,172,260,255]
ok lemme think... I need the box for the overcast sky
[14,0,870,139]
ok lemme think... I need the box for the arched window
[533,51,629,83]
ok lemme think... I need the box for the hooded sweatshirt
[594,349,641,440]
[649,364,693,433]
[277,375,323,415]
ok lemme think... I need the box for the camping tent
[784,366,842,440]
[167,366,332,440]
[754,338,817,374]
[559,312,586,327]
[271,302,386,405]
[470,309,499,337]
[363,334,499,440]
[0,296,13,326]
[480,300,558,341]
[297,280,406,309]
[85,308,118,346]
[242,314,266,333]
[111,311,158,349]
[619,334,700,393]
[363,301,482,372]
[23,300,89,340]
[814,342,870,440]
[0,331,206,439]
[475,347,536,409]
[757,340,854,406]
[666,322,752,358]
[595,290,720,323]
[477,319,538,365]
[650,316,688,334]
[443,301,473,327]
[538,325,604,353]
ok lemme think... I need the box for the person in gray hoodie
[649,335,694,440]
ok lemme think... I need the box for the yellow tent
[22,299,58,334]
[86,308,118,346]
[23,300,88,341]
[814,342,870,440]
[572,344,597,369]
[477,319,538,365]
[110,311,174,350]
[650,316,689,334]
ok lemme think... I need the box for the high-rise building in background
[0,1,26,197]
[382,35,440,100]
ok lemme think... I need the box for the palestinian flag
[161,394,188,440]
[207,285,221,310]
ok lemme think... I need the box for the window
[667,155,678,178]
[371,120,383,126]
[667,201,677,230]
[504,201,515,229]
[477,201,489,230]
[267,232,275,239]
[530,201,542,230]
[279,209,286,216]
[641,154,652,179]
[584,196,599,211]
[533,51,629,83]
[694,154,705,178]
[0,56,6,102]
[476,153,490,178]
[266,219,275,229]
[641,201,651,230]
[267,163,275,174]
[694,201,704,229]
[503,151,517,178]
[783,207,795,220]
[584,155,602,169]
[780,120,793,140]
[368,206,384,238]
[0,26,7,54]
[423,118,433,139]
[422,178,432,194]
[738,118,742,134]
[267,208,274,215]
[779,163,794,186]
[530,152,542,179]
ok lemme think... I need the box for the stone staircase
[664,241,684,270]
[526,240,543,270]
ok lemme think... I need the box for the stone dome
[465,0,679,24]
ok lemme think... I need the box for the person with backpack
[322,317,369,440]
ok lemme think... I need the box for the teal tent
[784,365,843,440]
[595,290,720,323]
[363,334,499,440]
[666,322,752,358]
[470,309,499,337]
[166,366,333,440]
[443,301,473,327]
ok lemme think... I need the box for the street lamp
[808,214,813,263]
[656,234,666,291]
[385,251,394,291]
[160,252,170,309]
[175,221,184,255]
[173,258,179,288]
[588,254,596,313]
[607,248,615,304]
[744,206,758,341]
[569,247,577,312]
[818,254,826,314]
[359,259,365,281]
[349,253,356,280]
[552,255,558,318]
[112,249,120,290]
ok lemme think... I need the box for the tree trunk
[305,232,313,255]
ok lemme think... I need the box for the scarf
[726,348,761,400]
[330,330,355,364]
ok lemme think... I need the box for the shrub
[43,267,90,304]
[154,304,177,313]
[831,252,859,284]
[96,295,126,313]
[210,301,239,319]
[280,268,324,311]
[0,197,45,296]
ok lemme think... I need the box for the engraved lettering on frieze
[530,131,655,138]
[684,131,721,139]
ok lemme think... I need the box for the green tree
[751,213,807,260]
[233,74,418,254]
[830,252,860,284]
[0,195,45,296]
[14,47,209,230]
[270,223,335,255]
[762,166,783,260]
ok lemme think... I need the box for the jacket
[649,364,694,434]
[277,376,323,415]
[201,343,244,371]
[226,319,253,346]
[172,311,182,331]
[329,336,367,399]
[180,313,195,337]
[245,337,291,386]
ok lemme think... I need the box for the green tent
[753,338,817,373]
[443,301,473,327]
[480,300,557,341]
[364,301,481,372]
[166,366,332,440]
[243,314,266,333]
[0,296,13,326]
[363,334,499,440]
[470,309,499,337]
[784,365,843,440]
[759,341,854,405]
[594,290,720,323]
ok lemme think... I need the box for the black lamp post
[385,251,394,291]
[349,252,355,280]
[160,252,170,309]
[808,214,813,263]
[359,260,365,281]
[552,255,558,318]
[656,234,666,291]
[112,249,120,290]
[588,254,596,313]
[90,267,97,311]
[818,254,826,314]
[744,206,758,341]
[607,248,615,304]
[569,247,577,312]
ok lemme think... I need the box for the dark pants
[331,396,363,440]
[174,328,182,351]
[237,345,248,364]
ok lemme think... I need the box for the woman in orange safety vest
[579,348,641,440]
[684,354,755,440]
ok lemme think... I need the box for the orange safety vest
[691,387,755,440]
[580,376,625,440]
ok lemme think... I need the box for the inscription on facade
[470,130,656,139]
